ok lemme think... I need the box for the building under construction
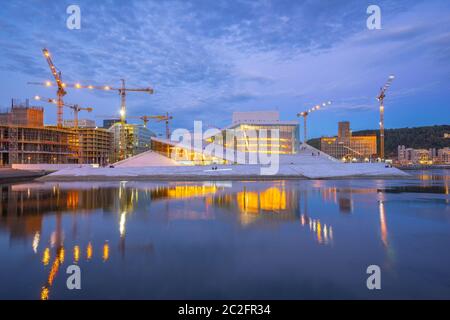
[75,127,112,165]
[0,99,76,165]
[0,99,113,165]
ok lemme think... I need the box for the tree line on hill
[307,125,450,158]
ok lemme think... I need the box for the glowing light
[86,242,93,260]
[75,83,81,89]
[48,258,60,286]
[317,220,322,243]
[119,212,126,237]
[40,287,49,300]
[32,232,40,253]
[103,242,110,262]
[58,247,65,264]
[73,245,80,263]
[42,247,50,266]
[104,86,111,90]
[88,85,93,89]
[45,81,52,86]
[34,95,41,100]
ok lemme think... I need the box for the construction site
[0,99,75,165]
[0,99,117,166]
[0,48,171,167]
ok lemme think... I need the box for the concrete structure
[0,100,44,127]
[108,123,155,162]
[0,100,112,166]
[338,121,351,142]
[321,122,377,161]
[0,101,76,165]
[64,119,95,128]
[0,124,76,165]
[76,127,112,165]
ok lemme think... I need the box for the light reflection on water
[0,170,449,299]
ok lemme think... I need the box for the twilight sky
[0,0,449,138]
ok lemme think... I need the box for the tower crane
[148,112,173,139]
[377,75,395,160]
[297,101,332,142]
[97,113,173,139]
[37,48,67,128]
[34,95,93,130]
[29,77,153,124]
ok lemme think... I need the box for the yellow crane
[30,77,154,124]
[34,95,93,130]
[140,113,173,139]
[29,48,154,125]
[32,48,67,128]
[297,101,332,142]
[377,75,395,160]
[97,113,173,139]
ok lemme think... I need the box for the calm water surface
[0,169,449,299]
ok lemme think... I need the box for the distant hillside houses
[398,145,450,165]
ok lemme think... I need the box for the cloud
[0,0,449,135]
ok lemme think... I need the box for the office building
[321,121,377,161]
[108,123,154,162]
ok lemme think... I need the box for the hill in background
[307,125,450,158]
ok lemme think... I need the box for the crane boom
[28,79,153,124]
[377,75,395,160]
[296,101,332,143]
[42,48,67,127]
[34,95,93,130]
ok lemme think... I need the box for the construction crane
[297,101,332,142]
[147,112,173,139]
[97,112,173,138]
[34,95,93,130]
[377,75,395,160]
[34,48,67,128]
[29,77,154,124]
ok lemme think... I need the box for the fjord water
[0,170,449,299]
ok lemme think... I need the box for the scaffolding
[0,100,76,165]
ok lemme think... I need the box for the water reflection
[0,180,405,252]
[0,171,449,299]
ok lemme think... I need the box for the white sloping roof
[114,150,179,167]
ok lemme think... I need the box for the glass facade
[109,123,154,162]
[209,123,299,155]
[321,136,377,161]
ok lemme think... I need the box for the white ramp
[114,150,179,167]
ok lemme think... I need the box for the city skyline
[0,0,449,138]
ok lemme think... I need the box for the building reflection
[319,186,378,214]
[39,241,110,300]
[376,191,396,270]
[379,200,388,248]
[0,181,338,246]
[0,180,343,299]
